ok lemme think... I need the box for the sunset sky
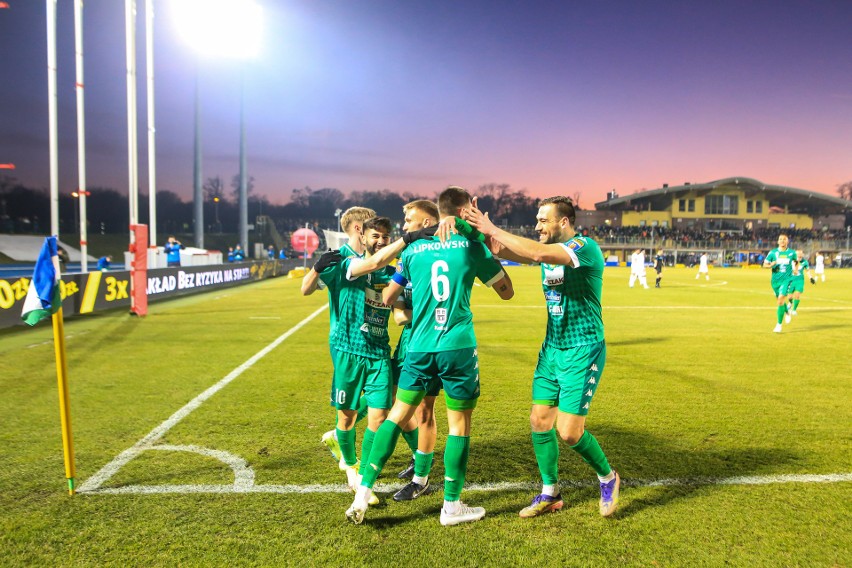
[1,0,850,209]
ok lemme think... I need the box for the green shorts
[332,350,392,411]
[789,279,805,294]
[398,347,478,410]
[772,280,793,297]
[532,341,606,416]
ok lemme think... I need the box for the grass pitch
[0,265,850,566]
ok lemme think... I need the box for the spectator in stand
[97,255,112,271]
[227,247,235,263]
[267,245,276,259]
[279,247,288,260]
[57,245,70,273]
[164,236,184,267]
[233,244,246,262]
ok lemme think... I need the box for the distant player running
[787,249,812,317]
[763,234,798,333]
[814,251,825,282]
[466,195,621,518]
[346,186,514,526]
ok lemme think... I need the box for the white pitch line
[77,304,329,493]
[476,305,852,310]
[81,472,852,496]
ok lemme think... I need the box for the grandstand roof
[594,177,852,215]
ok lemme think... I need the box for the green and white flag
[21,236,62,326]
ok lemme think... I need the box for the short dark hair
[363,216,392,234]
[437,186,472,215]
[540,196,576,225]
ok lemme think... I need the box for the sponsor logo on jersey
[549,305,563,316]
[542,264,564,286]
[545,289,562,303]
[435,308,447,324]
[567,238,585,251]
[360,322,387,337]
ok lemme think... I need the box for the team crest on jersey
[435,308,447,324]
[545,290,561,303]
[567,238,585,251]
[542,264,564,286]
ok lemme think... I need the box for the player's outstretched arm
[349,226,438,278]
[300,269,320,296]
[465,207,574,266]
[383,278,405,306]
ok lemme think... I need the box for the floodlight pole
[46,0,59,237]
[73,0,88,272]
[145,0,157,247]
[193,63,204,248]
[238,68,248,255]
[125,0,139,248]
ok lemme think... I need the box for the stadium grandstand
[556,176,852,267]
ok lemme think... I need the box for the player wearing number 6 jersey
[346,186,514,526]
[465,195,621,519]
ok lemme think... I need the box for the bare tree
[231,174,255,201]
[837,181,852,200]
[203,175,226,201]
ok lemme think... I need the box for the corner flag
[21,236,62,326]
[21,236,76,494]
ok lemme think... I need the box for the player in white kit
[814,252,825,282]
[696,252,710,281]
[628,249,649,289]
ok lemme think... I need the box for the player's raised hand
[435,216,457,243]
[313,249,342,272]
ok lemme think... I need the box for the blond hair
[403,199,439,222]
[340,207,376,234]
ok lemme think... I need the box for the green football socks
[359,420,402,489]
[793,299,800,310]
[570,430,612,477]
[358,428,376,477]
[336,427,357,467]
[401,427,419,454]
[532,429,560,485]
[414,450,434,478]
[443,435,470,502]
[777,304,786,324]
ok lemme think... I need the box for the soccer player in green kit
[762,234,798,333]
[788,249,813,317]
[465,195,621,518]
[346,186,515,526]
[302,207,375,466]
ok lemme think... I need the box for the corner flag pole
[51,307,76,495]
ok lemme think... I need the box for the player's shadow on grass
[460,424,802,521]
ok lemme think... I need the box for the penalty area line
[81,472,852,496]
[77,304,329,493]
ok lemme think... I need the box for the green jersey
[319,242,359,343]
[399,234,504,353]
[791,258,809,283]
[541,236,605,349]
[766,248,798,287]
[320,255,395,359]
